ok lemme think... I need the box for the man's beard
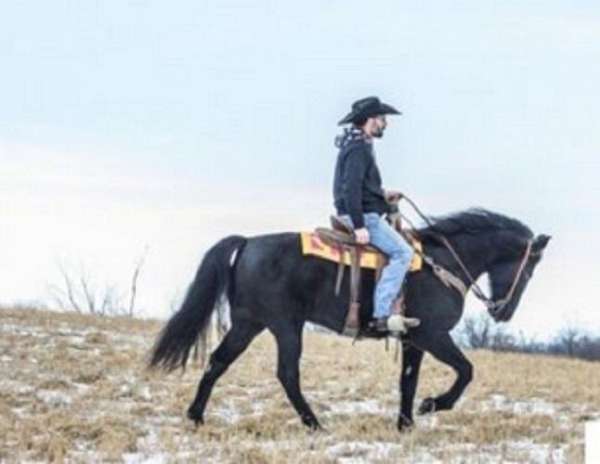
[372,126,385,138]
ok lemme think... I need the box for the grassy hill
[1,307,597,463]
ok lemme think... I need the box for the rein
[398,195,534,316]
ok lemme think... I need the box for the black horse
[149,208,550,430]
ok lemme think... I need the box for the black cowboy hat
[338,96,401,126]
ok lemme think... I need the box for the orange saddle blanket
[300,231,423,272]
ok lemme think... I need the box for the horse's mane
[417,208,533,243]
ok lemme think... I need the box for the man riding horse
[149,96,551,432]
[333,96,414,333]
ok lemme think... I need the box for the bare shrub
[460,313,493,349]
[458,313,600,361]
[48,248,148,317]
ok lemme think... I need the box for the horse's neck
[443,233,497,284]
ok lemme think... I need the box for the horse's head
[419,209,551,322]
[487,233,551,322]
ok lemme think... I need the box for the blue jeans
[340,213,414,318]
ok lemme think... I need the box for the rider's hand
[385,190,403,204]
[354,228,370,244]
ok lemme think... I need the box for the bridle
[397,196,537,318]
[479,239,534,319]
[426,231,533,319]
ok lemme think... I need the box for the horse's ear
[533,234,551,252]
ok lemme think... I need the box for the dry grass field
[1,307,598,463]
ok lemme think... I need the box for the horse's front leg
[417,332,473,415]
[398,343,424,431]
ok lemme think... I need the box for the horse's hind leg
[272,322,320,430]
[416,332,473,415]
[187,318,264,425]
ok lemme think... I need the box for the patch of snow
[120,383,152,401]
[36,389,72,407]
[0,380,34,394]
[504,440,568,464]
[327,399,388,416]
[418,414,440,429]
[122,452,169,464]
[65,335,86,345]
[135,385,152,401]
[327,441,404,463]
[211,399,242,424]
[483,394,557,415]
[72,382,92,394]
[17,384,35,394]
[0,324,48,338]
[513,399,556,415]
[11,407,27,418]
[144,414,182,427]
[488,393,508,409]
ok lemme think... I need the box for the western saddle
[315,213,420,336]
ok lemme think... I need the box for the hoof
[187,408,204,426]
[305,420,322,431]
[397,413,414,432]
[308,423,324,433]
[300,412,321,431]
[418,397,437,415]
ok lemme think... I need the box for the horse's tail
[148,235,247,372]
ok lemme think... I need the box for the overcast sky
[2,1,599,339]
